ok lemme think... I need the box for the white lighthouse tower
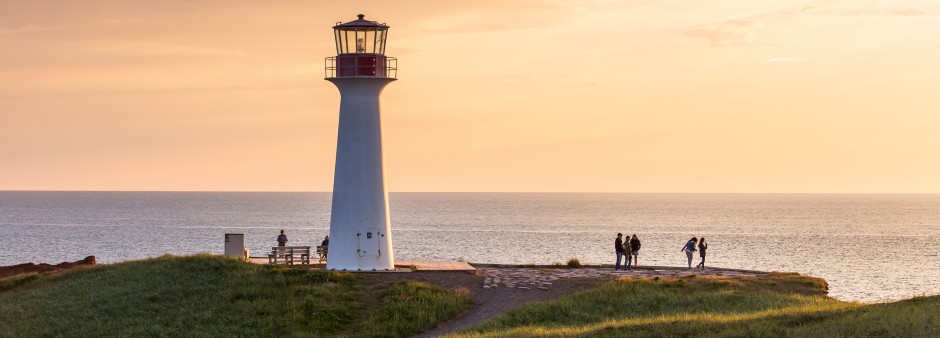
[324,14,397,271]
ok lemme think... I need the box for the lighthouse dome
[333,14,389,29]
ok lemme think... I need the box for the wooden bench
[317,245,328,263]
[267,246,311,265]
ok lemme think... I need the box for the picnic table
[267,246,311,265]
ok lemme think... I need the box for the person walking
[614,233,625,271]
[681,237,697,269]
[623,235,633,270]
[277,230,288,247]
[696,237,708,269]
[630,234,641,266]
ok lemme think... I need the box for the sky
[1,0,939,193]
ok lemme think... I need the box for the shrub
[567,258,582,268]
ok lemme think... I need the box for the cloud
[148,44,247,56]
[819,3,937,17]
[98,43,248,57]
[0,24,60,36]
[892,8,932,16]
[766,57,800,63]
[683,19,763,47]
[415,0,576,33]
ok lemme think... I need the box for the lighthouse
[324,14,397,271]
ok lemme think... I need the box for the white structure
[324,14,398,271]
[223,233,246,259]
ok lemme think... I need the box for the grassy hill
[0,255,471,337]
[4,256,938,337]
[451,273,940,337]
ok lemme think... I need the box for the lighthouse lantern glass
[334,27,387,55]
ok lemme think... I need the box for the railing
[325,56,397,79]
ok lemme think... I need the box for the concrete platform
[397,260,476,272]
[247,257,476,272]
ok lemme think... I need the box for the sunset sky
[2,0,939,193]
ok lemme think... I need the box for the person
[630,234,641,266]
[277,230,288,247]
[623,235,633,270]
[614,233,625,271]
[696,237,708,269]
[681,237,697,269]
[320,235,330,260]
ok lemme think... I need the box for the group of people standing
[613,234,709,270]
[613,233,641,270]
[682,237,707,269]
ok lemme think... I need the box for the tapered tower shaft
[326,78,395,270]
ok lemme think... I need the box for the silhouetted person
[696,237,708,269]
[623,234,633,270]
[320,235,330,260]
[277,230,288,247]
[682,237,698,269]
[630,234,641,265]
[614,233,625,270]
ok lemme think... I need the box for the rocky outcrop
[0,256,96,279]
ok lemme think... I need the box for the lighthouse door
[358,228,380,257]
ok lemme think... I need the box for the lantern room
[325,14,397,78]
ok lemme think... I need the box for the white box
[224,233,245,258]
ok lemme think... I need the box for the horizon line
[1,190,938,195]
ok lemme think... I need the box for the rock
[0,256,97,279]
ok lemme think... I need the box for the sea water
[1,192,937,302]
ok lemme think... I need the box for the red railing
[325,55,397,79]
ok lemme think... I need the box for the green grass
[453,273,940,337]
[362,280,472,337]
[0,255,471,337]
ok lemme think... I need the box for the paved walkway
[398,259,476,271]
[479,267,767,290]
[247,257,475,272]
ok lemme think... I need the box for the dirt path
[414,276,603,338]
[364,270,603,337]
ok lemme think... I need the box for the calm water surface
[1,192,938,302]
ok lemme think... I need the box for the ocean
[1,192,937,302]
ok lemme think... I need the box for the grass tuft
[566,258,582,268]
[361,280,472,337]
